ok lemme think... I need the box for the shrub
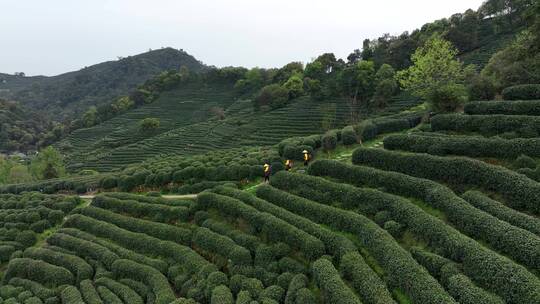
[23,296,43,304]
[46,233,119,269]
[464,100,540,115]
[95,277,143,304]
[384,133,540,158]
[467,75,496,101]
[96,286,122,304]
[322,130,338,151]
[18,290,33,302]
[502,84,540,100]
[197,192,325,260]
[240,278,264,299]
[60,227,168,274]
[63,215,208,274]
[100,176,118,189]
[312,258,362,304]
[112,259,175,304]
[284,274,307,304]
[78,206,191,245]
[260,285,284,302]
[236,290,252,304]
[193,227,252,266]
[256,184,452,304]
[462,191,540,236]
[353,147,540,215]
[339,252,395,304]
[211,186,357,260]
[15,231,36,248]
[60,286,84,304]
[79,280,102,304]
[282,145,313,161]
[514,154,537,169]
[30,220,51,233]
[411,248,505,304]
[8,278,55,300]
[354,120,378,141]
[0,245,15,263]
[309,159,540,304]
[431,113,540,136]
[3,258,74,288]
[294,288,316,304]
[92,195,189,222]
[210,285,233,304]
[202,219,260,252]
[23,247,93,283]
[341,126,358,145]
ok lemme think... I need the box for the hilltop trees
[482,30,540,90]
[338,61,375,122]
[253,84,289,110]
[373,64,398,108]
[398,36,468,112]
[140,118,161,132]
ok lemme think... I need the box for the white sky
[0,0,485,76]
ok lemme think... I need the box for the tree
[254,84,290,110]
[273,62,304,84]
[283,75,304,99]
[8,165,32,183]
[338,60,376,122]
[373,64,398,108]
[210,107,225,120]
[482,30,540,90]
[179,65,190,81]
[234,68,265,95]
[43,163,58,179]
[397,36,467,112]
[30,146,66,180]
[319,103,337,131]
[140,118,160,131]
[82,106,98,127]
[111,96,134,113]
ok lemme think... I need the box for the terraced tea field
[59,83,422,173]
[1,96,540,303]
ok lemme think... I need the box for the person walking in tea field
[263,163,271,183]
[303,150,311,166]
[285,159,293,171]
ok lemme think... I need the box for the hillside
[56,77,422,172]
[0,48,206,120]
[0,100,56,153]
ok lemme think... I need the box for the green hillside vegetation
[0,1,539,303]
[0,100,62,153]
[0,47,206,120]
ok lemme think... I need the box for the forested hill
[356,3,526,70]
[0,47,207,120]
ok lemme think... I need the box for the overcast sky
[1,0,485,76]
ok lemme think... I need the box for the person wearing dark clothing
[303,150,310,166]
[263,163,271,183]
[285,159,293,171]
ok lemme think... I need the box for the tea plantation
[0,98,539,303]
[57,79,422,173]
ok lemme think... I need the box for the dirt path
[79,194,197,200]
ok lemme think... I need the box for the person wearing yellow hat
[263,163,271,183]
[285,159,293,171]
[303,150,310,166]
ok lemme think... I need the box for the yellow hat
[302,150,308,153]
